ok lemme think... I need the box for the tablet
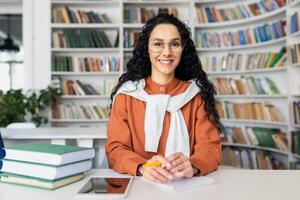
[76,177,133,199]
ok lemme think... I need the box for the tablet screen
[77,177,132,195]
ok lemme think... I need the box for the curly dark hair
[110,13,223,133]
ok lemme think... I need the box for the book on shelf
[291,131,300,155]
[288,43,300,64]
[222,126,287,150]
[0,172,84,190]
[52,29,118,48]
[292,101,300,125]
[212,76,280,95]
[196,19,286,48]
[217,101,285,122]
[222,147,287,169]
[52,6,113,24]
[4,143,95,166]
[53,103,109,120]
[123,6,178,23]
[290,11,299,34]
[197,0,285,23]
[51,56,120,73]
[1,159,91,180]
[202,49,287,73]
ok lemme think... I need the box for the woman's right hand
[138,155,173,183]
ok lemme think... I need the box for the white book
[1,159,92,180]
[141,176,215,191]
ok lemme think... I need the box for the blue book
[271,23,279,38]
[0,132,5,170]
[238,30,246,45]
[204,7,215,23]
[254,27,261,43]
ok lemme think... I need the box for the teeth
[159,60,172,64]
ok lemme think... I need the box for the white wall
[23,0,51,90]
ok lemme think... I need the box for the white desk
[0,169,299,200]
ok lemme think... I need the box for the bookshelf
[48,0,300,169]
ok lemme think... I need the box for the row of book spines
[123,6,178,23]
[53,77,117,95]
[51,56,120,72]
[222,127,288,151]
[61,80,99,96]
[52,6,112,24]
[123,30,139,48]
[291,131,300,155]
[197,20,286,48]
[202,48,286,72]
[222,147,286,169]
[288,43,300,64]
[52,103,110,120]
[290,11,299,34]
[197,0,284,23]
[216,101,285,122]
[52,29,116,48]
[212,76,280,95]
[292,101,300,125]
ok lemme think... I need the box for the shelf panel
[51,0,119,5]
[51,24,120,28]
[221,119,288,127]
[291,124,300,129]
[289,31,300,38]
[123,0,190,5]
[123,23,144,28]
[51,48,120,52]
[288,0,300,8]
[51,119,109,123]
[290,63,300,68]
[195,6,286,28]
[197,37,286,51]
[51,72,120,76]
[215,95,288,99]
[0,127,107,139]
[59,95,110,99]
[207,67,287,76]
[222,143,289,156]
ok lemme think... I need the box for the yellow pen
[143,161,161,167]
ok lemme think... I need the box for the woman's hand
[138,155,173,183]
[167,152,194,178]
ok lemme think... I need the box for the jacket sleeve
[105,94,147,176]
[189,97,222,175]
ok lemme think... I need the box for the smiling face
[148,24,183,84]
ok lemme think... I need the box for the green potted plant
[0,87,58,127]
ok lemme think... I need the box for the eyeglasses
[149,39,184,53]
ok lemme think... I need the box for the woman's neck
[150,74,174,85]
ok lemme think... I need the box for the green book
[252,128,277,148]
[4,143,95,166]
[270,47,286,67]
[0,172,84,190]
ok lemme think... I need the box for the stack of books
[0,143,95,190]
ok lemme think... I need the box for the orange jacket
[105,77,222,176]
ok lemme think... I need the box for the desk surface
[0,169,300,200]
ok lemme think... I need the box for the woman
[105,13,223,183]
